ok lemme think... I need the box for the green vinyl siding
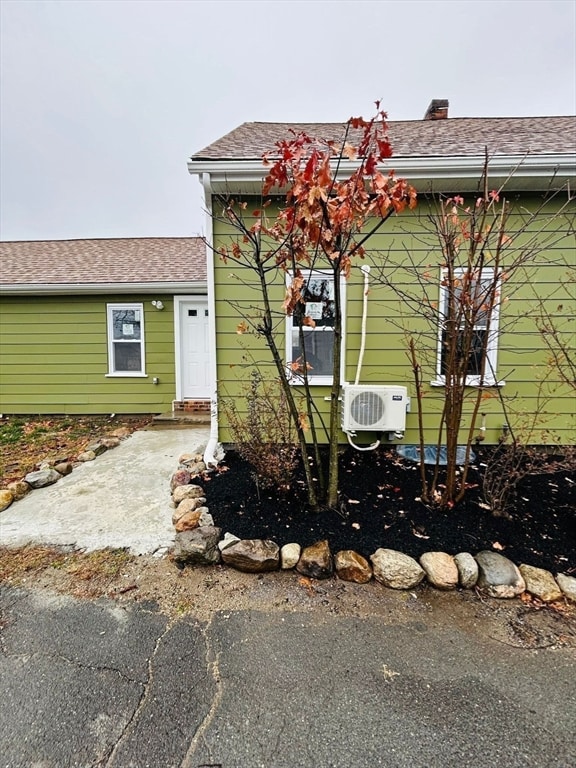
[212,194,575,445]
[0,294,178,414]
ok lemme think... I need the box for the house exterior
[188,105,576,450]
[0,237,210,414]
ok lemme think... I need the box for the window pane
[113,342,142,372]
[441,330,486,376]
[303,277,335,328]
[292,329,334,377]
[443,276,492,329]
[112,309,141,340]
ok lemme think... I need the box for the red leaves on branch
[377,137,393,158]
[283,272,304,315]
[259,105,417,277]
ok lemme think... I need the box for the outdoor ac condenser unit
[341,385,408,432]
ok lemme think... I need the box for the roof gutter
[188,154,575,192]
[0,281,208,296]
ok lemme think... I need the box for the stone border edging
[169,453,576,604]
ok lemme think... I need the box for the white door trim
[174,295,209,402]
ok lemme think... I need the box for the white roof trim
[188,154,576,194]
[0,281,208,296]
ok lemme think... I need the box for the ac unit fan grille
[350,391,385,427]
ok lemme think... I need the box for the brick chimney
[424,99,449,120]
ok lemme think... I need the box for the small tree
[214,105,416,509]
[373,158,574,509]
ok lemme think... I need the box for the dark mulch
[203,447,575,574]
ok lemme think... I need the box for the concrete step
[149,411,211,428]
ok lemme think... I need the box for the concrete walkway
[0,427,210,554]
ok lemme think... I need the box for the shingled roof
[192,116,576,160]
[0,237,207,292]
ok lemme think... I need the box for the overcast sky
[1,0,575,242]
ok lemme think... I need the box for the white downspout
[200,172,222,468]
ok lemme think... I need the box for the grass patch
[0,545,135,598]
[63,548,133,581]
[0,544,68,580]
[0,419,27,446]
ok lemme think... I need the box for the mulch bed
[203,447,575,574]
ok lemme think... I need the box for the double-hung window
[106,303,146,376]
[286,271,341,385]
[434,268,501,386]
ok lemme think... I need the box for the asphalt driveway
[1,584,575,768]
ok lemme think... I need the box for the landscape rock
[419,551,459,590]
[6,480,31,501]
[110,427,131,439]
[296,540,333,580]
[370,549,425,590]
[221,539,280,573]
[173,526,222,566]
[38,455,69,469]
[85,441,108,457]
[170,469,191,491]
[77,450,96,462]
[54,461,73,476]
[475,551,526,598]
[555,573,576,602]
[280,543,301,570]
[24,468,61,488]
[177,451,207,476]
[334,550,372,583]
[519,564,562,602]
[0,489,14,512]
[454,552,479,588]
[178,452,203,466]
[171,496,206,525]
[172,484,204,504]
[198,509,214,527]
[100,437,121,449]
[187,460,206,476]
[174,508,203,533]
[218,532,241,552]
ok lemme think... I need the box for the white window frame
[285,270,345,386]
[432,267,503,387]
[106,302,147,377]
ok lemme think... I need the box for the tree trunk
[326,265,342,508]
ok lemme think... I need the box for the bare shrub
[221,371,299,492]
[481,442,576,517]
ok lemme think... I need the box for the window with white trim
[106,303,146,376]
[435,268,501,386]
[286,271,342,385]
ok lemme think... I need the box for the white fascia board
[188,154,576,192]
[0,281,208,296]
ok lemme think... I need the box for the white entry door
[177,298,211,399]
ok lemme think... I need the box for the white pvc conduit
[346,264,381,452]
[354,265,371,386]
